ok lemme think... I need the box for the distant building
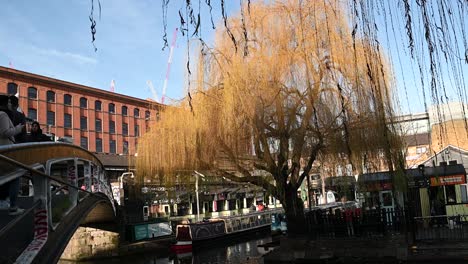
[0,66,161,162]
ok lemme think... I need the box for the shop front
[357,172,397,210]
[408,163,467,217]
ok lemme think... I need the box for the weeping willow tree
[137,0,405,233]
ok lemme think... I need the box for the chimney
[449,160,458,165]
[440,161,448,167]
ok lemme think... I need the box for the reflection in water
[59,232,272,264]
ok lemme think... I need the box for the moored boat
[170,208,283,252]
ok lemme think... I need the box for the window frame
[95,100,102,111]
[109,120,115,134]
[79,97,88,108]
[109,103,115,114]
[95,118,102,132]
[46,91,56,103]
[134,108,140,118]
[64,94,72,106]
[47,111,55,126]
[109,140,116,154]
[28,87,37,100]
[122,106,128,116]
[80,116,88,130]
[28,108,37,121]
[7,83,18,95]
[80,137,88,150]
[96,138,103,152]
[64,113,72,128]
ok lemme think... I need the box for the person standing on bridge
[0,95,25,215]
[25,121,52,142]
[8,95,27,143]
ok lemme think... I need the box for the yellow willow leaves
[136,0,402,183]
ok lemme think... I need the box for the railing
[0,142,115,264]
[305,208,407,239]
[413,215,468,241]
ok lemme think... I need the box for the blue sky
[0,1,465,114]
[0,0,239,103]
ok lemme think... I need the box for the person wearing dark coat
[8,96,27,143]
[25,122,52,142]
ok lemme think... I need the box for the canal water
[59,232,273,264]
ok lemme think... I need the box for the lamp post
[193,171,205,222]
[118,172,134,205]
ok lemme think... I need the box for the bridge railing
[0,142,115,264]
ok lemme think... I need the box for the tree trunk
[282,186,306,235]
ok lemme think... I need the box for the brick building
[0,66,160,156]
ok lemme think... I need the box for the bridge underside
[0,195,116,264]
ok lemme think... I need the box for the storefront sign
[430,174,466,186]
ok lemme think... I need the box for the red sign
[430,174,466,186]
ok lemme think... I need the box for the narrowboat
[170,209,283,253]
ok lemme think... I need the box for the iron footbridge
[0,142,116,264]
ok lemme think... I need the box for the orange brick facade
[0,66,160,155]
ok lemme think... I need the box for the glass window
[7,83,18,95]
[95,119,102,132]
[64,94,72,106]
[64,114,72,128]
[122,106,128,116]
[80,137,88,150]
[109,103,115,114]
[96,138,102,152]
[46,91,55,103]
[109,120,115,134]
[109,140,116,154]
[416,146,427,154]
[28,87,37,99]
[28,108,37,120]
[145,110,151,119]
[134,125,140,137]
[123,141,129,154]
[461,185,468,203]
[95,100,102,111]
[122,123,128,136]
[134,108,140,118]
[47,111,55,126]
[80,116,87,130]
[80,97,88,108]
[445,185,456,204]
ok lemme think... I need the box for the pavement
[263,234,468,263]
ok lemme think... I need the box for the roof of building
[95,153,134,170]
[403,132,430,146]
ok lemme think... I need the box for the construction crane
[161,27,178,104]
[147,80,158,102]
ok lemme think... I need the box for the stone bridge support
[60,227,119,261]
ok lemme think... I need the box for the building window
[64,114,72,128]
[122,123,128,136]
[95,119,102,132]
[80,97,88,108]
[122,106,128,116]
[445,185,456,204]
[28,108,37,121]
[96,138,102,152]
[145,110,151,120]
[123,141,129,154]
[80,137,88,150]
[134,108,140,118]
[47,111,55,126]
[461,185,468,203]
[135,125,140,137]
[109,140,116,154]
[109,120,115,134]
[80,116,87,130]
[64,94,72,106]
[7,83,18,95]
[95,100,102,111]
[109,103,115,114]
[46,91,55,103]
[416,146,427,154]
[28,87,37,99]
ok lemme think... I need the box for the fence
[413,215,468,241]
[305,208,408,239]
